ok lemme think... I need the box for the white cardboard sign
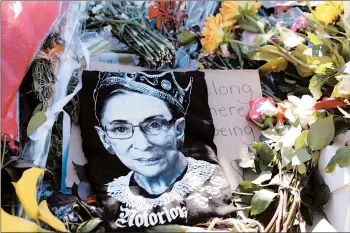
[65,63,262,189]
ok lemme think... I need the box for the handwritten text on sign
[204,70,262,189]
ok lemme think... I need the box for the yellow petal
[12,168,45,220]
[38,200,68,232]
[315,1,344,26]
[1,208,50,232]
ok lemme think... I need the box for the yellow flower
[315,1,344,26]
[220,1,262,21]
[1,208,51,232]
[12,168,45,220]
[201,13,234,52]
[38,200,68,232]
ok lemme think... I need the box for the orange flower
[219,1,262,21]
[201,13,234,52]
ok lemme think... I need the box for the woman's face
[95,92,185,178]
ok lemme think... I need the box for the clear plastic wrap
[1,1,64,140]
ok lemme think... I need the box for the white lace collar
[106,158,215,210]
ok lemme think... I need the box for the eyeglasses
[104,118,175,139]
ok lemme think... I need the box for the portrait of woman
[89,71,236,231]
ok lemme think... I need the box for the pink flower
[290,16,307,32]
[247,97,278,128]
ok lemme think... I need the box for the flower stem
[226,39,316,70]
[232,191,254,196]
[282,190,288,223]
[103,19,146,30]
[264,205,280,233]
[282,181,300,232]
[276,190,284,232]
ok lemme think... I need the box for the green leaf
[32,103,43,116]
[292,148,311,166]
[229,42,244,68]
[236,153,256,169]
[307,32,323,45]
[259,57,288,75]
[252,142,275,165]
[248,45,280,61]
[311,151,321,168]
[252,170,272,185]
[325,146,350,173]
[77,218,103,232]
[309,73,337,100]
[238,181,261,194]
[307,115,335,151]
[315,62,334,75]
[238,17,261,33]
[27,111,47,136]
[251,189,278,215]
[177,31,198,46]
[252,28,277,47]
[297,163,307,174]
[269,174,281,185]
[262,130,282,142]
[281,147,294,167]
[295,130,309,150]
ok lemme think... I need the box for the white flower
[256,100,278,116]
[280,95,318,128]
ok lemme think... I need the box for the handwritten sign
[204,70,262,189]
[65,63,262,189]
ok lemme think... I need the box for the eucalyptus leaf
[297,163,307,174]
[251,189,277,215]
[239,181,254,192]
[311,151,321,168]
[262,130,281,142]
[252,142,275,165]
[292,148,311,166]
[325,146,350,173]
[236,154,256,169]
[27,111,47,136]
[281,147,294,167]
[307,115,335,151]
[269,174,280,185]
[252,170,272,185]
[295,130,309,150]
[77,218,103,232]
[32,103,43,116]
